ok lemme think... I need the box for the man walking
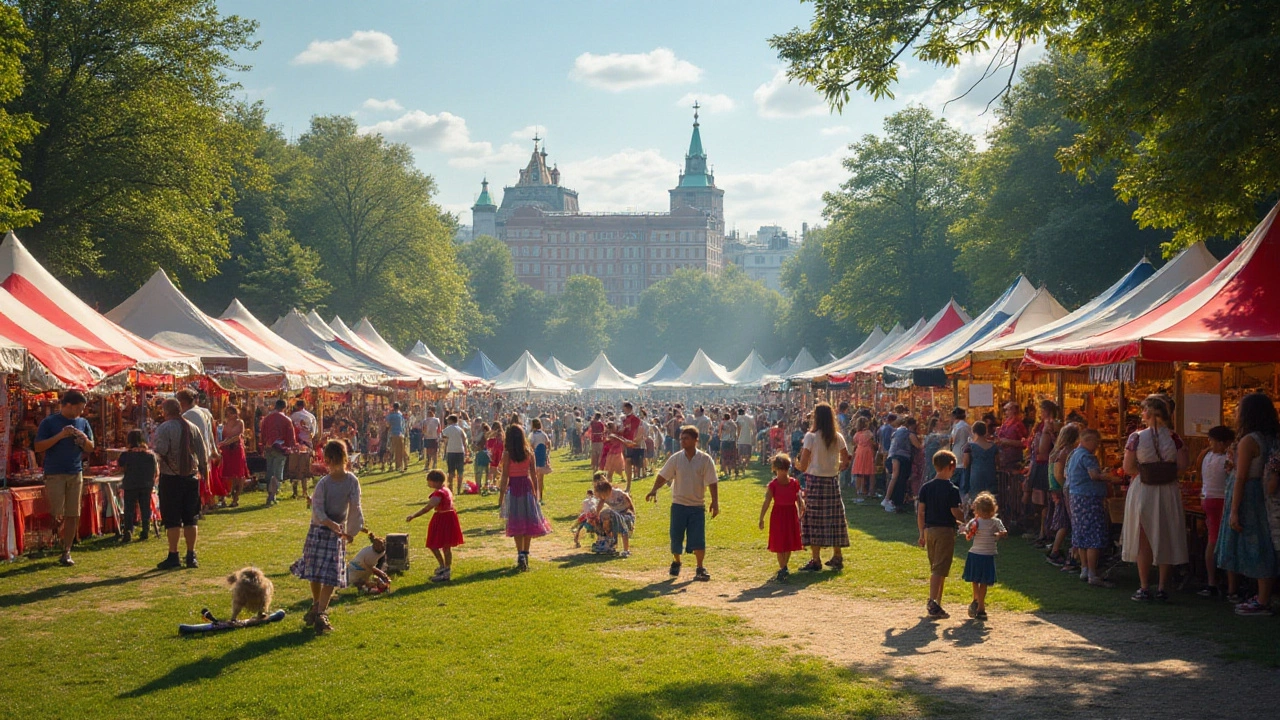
[33,390,94,566]
[259,399,295,506]
[176,389,219,505]
[646,425,719,582]
[736,405,755,471]
[422,407,441,470]
[386,402,409,472]
[154,399,208,569]
[620,402,644,491]
[440,414,469,494]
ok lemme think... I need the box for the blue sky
[217,0,1025,236]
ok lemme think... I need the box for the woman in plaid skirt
[291,440,364,635]
[796,403,851,572]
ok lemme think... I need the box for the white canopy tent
[727,350,779,387]
[491,351,576,394]
[635,355,685,385]
[403,340,484,387]
[331,316,449,387]
[781,348,819,378]
[567,353,639,390]
[794,324,891,381]
[651,349,735,388]
[543,356,579,379]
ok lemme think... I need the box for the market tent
[727,350,779,387]
[331,316,448,386]
[403,339,483,387]
[853,299,972,378]
[543,356,579,379]
[781,348,819,378]
[1024,203,1280,369]
[794,325,888,381]
[634,355,685,385]
[966,258,1157,363]
[651,349,735,388]
[0,286,123,389]
[827,352,838,363]
[218,300,362,387]
[567,353,639,390]
[834,317,926,379]
[272,309,392,383]
[0,231,202,378]
[491,351,576,394]
[462,351,503,380]
[108,270,333,390]
[882,276,1043,387]
[768,355,792,374]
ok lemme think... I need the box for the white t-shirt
[658,449,718,507]
[347,545,384,582]
[950,420,972,468]
[802,430,846,477]
[530,429,550,451]
[441,424,467,454]
[291,409,317,445]
[736,414,754,445]
[423,416,441,440]
[182,407,217,460]
[968,517,1007,555]
[1201,451,1229,499]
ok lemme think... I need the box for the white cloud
[753,69,830,119]
[509,125,545,142]
[820,125,851,136]
[359,110,531,170]
[292,30,399,69]
[675,92,736,114]
[907,43,1044,141]
[719,151,846,233]
[570,48,702,91]
[362,97,403,113]
[562,149,681,212]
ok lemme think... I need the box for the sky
[216,0,1030,238]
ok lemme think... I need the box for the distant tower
[471,178,498,240]
[669,102,725,233]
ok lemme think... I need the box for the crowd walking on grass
[27,386,1280,635]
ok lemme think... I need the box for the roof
[782,348,819,377]
[726,350,779,387]
[462,351,503,380]
[650,349,735,388]
[567,353,638,390]
[473,179,496,209]
[491,351,576,394]
[635,354,685,385]
[1024,202,1280,368]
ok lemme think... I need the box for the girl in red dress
[759,453,807,582]
[406,469,463,582]
[218,405,251,507]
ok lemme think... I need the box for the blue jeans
[669,503,706,555]
[265,449,287,501]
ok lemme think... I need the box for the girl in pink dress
[498,425,553,571]
[849,417,877,503]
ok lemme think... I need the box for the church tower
[471,178,497,240]
[669,104,725,233]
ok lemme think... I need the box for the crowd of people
[28,386,1280,634]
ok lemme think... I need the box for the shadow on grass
[725,571,842,602]
[550,552,621,569]
[0,569,159,608]
[119,631,313,698]
[598,578,696,606]
[0,559,60,579]
[387,567,512,598]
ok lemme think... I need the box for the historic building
[472,111,725,306]
[726,226,799,293]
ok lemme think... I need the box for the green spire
[687,119,705,158]
[678,104,712,188]
[473,178,496,208]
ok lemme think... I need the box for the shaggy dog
[226,567,274,621]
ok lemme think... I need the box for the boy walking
[917,449,964,619]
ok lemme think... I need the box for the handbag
[1138,429,1179,486]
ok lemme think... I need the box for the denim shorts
[669,503,706,554]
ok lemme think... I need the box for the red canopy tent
[1024,202,1280,369]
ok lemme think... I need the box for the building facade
[473,113,725,306]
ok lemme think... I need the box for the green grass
[0,450,947,720]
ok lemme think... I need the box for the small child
[406,469,464,582]
[571,489,600,548]
[347,531,391,594]
[759,453,806,582]
[1196,425,1234,597]
[917,450,964,619]
[474,423,492,495]
[1046,424,1081,568]
[592,474,636,557]
[118,429,158,542]
[961,491,1008,620]
[290,440,364,635]
[602,423,626,481]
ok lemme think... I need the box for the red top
[621,414,641,444]
[602,438,622,458]
[432,487,455,513]
[768,426,784,449]
[486,437,503,465]
[589,420,605,442]
[260,411,296,450]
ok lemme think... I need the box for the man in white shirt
[290,399,317,447]
[647,425,719,582]
[735,407,755,468]
[175,390,218,501]
[440,414,468,492]
[949,407,973,495]
[693,407,711,451]
[422,407,442,470]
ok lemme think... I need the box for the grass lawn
[0,450,945,720]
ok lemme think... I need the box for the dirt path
[604,568,1278,719]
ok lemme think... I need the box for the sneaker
[156,553,182,570]
[1234,598,1275,617]
[120,533,132,544]
[1088,577,1115,588]
[1045,552,1066,567]
[1079,567,1090,581]
[926,600,950,619]
[185,552,199,569]
[618,550,630,559]
[1226,592,1245,604]
[974,609,988,621]
[430,568,451,583]
[1131,587,1152,602]
[517,554,529,572]
[668,561,682,577]
[967,601,978,619]
[1153,590,1170,602]
[694,567,711,582]
[57,554,75,567]
[883,501,897,513]
[1197,586,1221,598]
[853,497,865,504]
[138,531,149,541]
[314,613,333,635]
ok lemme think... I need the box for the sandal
[825,557,844,570]
[1130,588,1152,602]
[314,613,333,635]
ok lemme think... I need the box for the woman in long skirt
[796,403,851,572]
